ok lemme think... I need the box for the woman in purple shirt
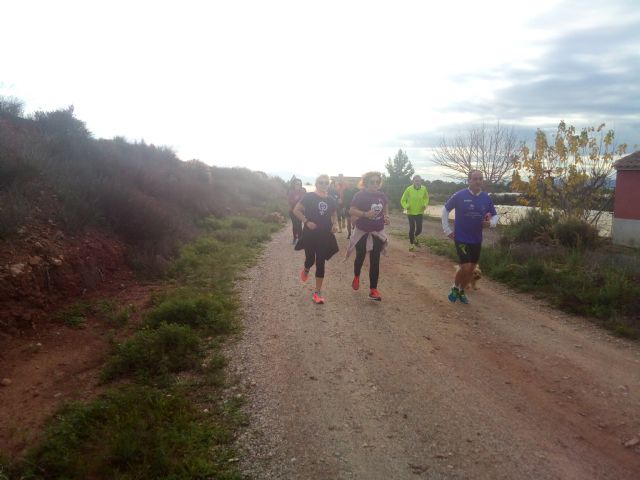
[346,171,390,301]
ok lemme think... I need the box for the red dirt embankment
[0,210,156,456]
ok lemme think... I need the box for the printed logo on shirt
[371,202,383,218]
[318,201,328,215]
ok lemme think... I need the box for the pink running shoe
[312,292,325,304]
[368,288,382,301]
[300,269,309,282]
[352,276,360,290]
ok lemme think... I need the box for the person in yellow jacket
[400,175,429,251]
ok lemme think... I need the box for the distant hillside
[0,99,287,259]
[0,98,288,331]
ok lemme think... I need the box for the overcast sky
[1,0,638,181]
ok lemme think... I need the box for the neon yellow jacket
[400,185,429,215]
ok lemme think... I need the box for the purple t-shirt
[444,189,497,243]
[301,192,337,231]
[352,190,388,232]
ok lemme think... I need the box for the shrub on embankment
[3,216,278,479]
[0,98,288,268]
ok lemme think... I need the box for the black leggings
[408,214,423,244]
[304,246,327,278]
[290,210,303,239]
[354,234,383,289]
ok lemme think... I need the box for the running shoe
[458,289,469,304]
[352,276,360,290]
[369,288,382,301]
[448,286,459,303]
[409,244,416,252]
[300,269,309,282]
[312,292,325,304]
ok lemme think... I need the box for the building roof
[614,151,640,170]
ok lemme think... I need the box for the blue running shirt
[444,189,497,244]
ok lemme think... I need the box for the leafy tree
[384,149,414,209]
[512,121,627,222]
[0,95,25,117]
[432,123,520,185]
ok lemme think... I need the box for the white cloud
[1,0,637,180]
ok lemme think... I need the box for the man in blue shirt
[441,170,499,304]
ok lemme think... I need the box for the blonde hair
[359,171,383,189]
[315,174,330,187]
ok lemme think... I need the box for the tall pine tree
[384,149,414,209]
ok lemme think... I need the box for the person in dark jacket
[287,179,307,245]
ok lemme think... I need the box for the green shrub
[146,297,235,334]
[230,218,248,229]
[21,386,239,480]
[552,217,600,249]
[201,216,225,231]
[55,302,92,329]
[505,209,556,243]
[95,300,132,327]
[194,237,223,255]
[102,323,202,383]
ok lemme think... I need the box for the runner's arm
[293,202,307,223]
[400,187,409,210]
[441,206,453,236]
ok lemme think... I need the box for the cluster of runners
[287,170,498,305]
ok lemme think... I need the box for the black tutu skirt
[294,227,339,260]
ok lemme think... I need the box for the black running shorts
[454,241,481,264]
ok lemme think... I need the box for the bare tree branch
[432,123,520,185]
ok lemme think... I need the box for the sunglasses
[317,181,330,186]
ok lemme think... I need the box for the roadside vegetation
[3,216,281,479]
[410,120,637,337]
[1,96,287,479]
[427,210,640,338]
[0,97,287,273]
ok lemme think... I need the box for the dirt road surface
[230,216,640,479]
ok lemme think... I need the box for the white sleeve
[441,206,453,236]
[490,214,499,228]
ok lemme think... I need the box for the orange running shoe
[352,276,360,290]
[312,292,325,304]
[368,288,382,301]
[300,268,309,282]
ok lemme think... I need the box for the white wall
[612,218,640,248]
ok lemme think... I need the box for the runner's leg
[408,215,416,244]
[415,214,423,243]
[354,234,367,277]
[368,236,382,288]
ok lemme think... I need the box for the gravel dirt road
[230,215,640,479]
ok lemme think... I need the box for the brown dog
[454,264,482,290]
